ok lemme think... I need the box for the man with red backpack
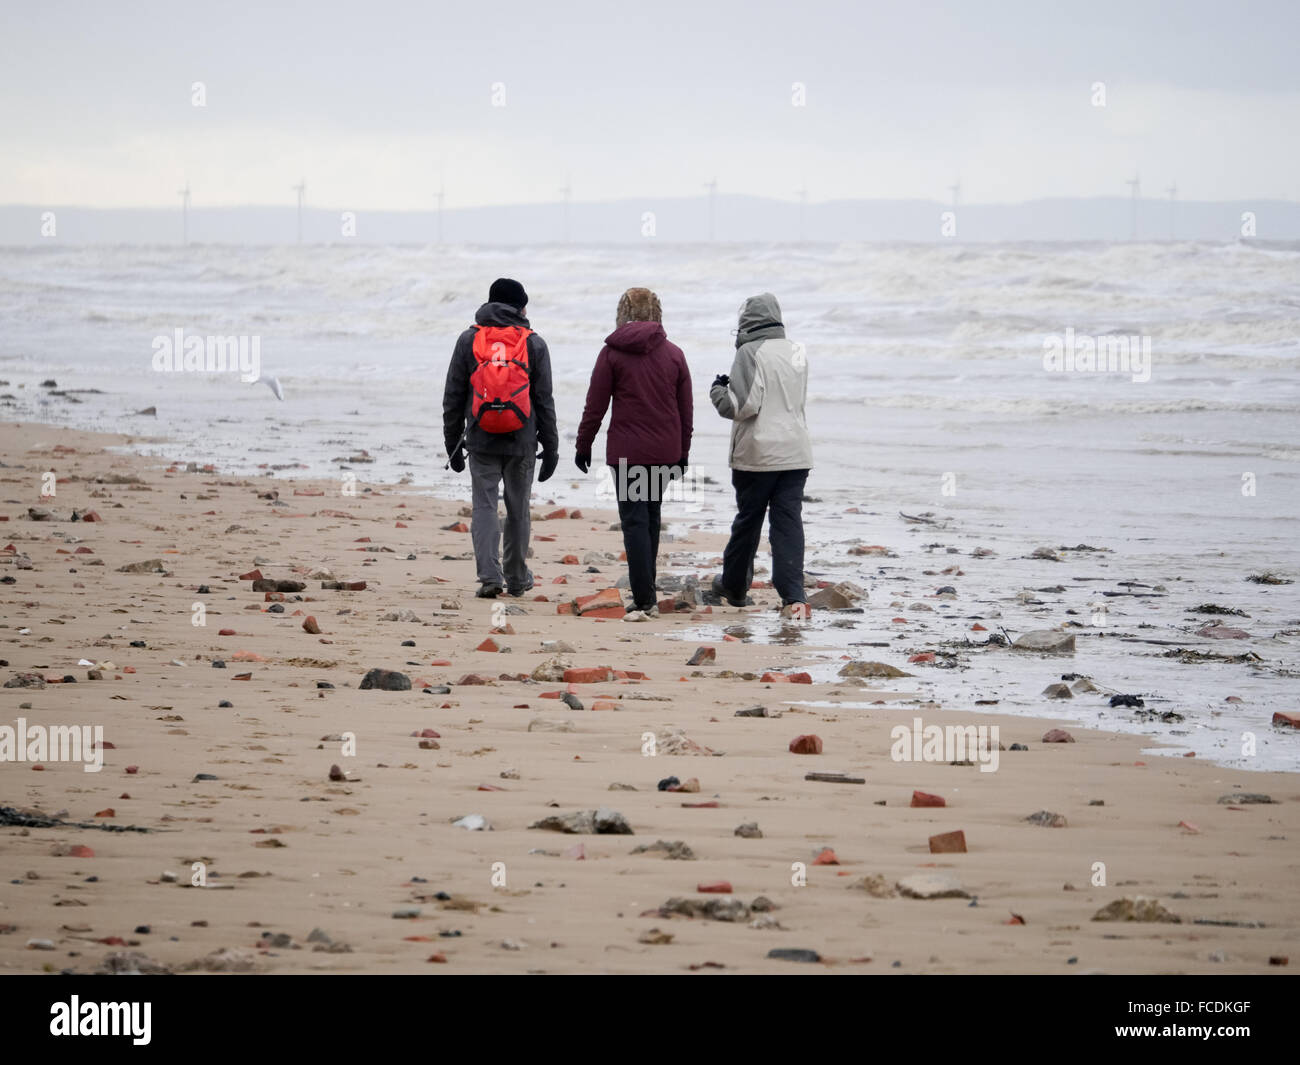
[443,278,558,599]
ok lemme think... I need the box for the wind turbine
[292,179,306,244]
[795,185,808,241]
[1125,173,1140,240]
[178,181,191,245]
[559,176,572,243]
[1165,180,1177,240]
[948,178,961,210]
[704,177,718,241]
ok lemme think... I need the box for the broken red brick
[563,667,612,684]
[928,830,967,854]
[789,734,823,755]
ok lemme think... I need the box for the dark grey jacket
[443,301,559,459]
[709,293,813,471]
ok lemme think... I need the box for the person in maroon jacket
[575,288,692,620]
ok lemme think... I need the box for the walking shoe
[779,601,811,620]
[506,574,535,597]
[710,574,753,608]
[475,582,503,599]
[622,609,650,622]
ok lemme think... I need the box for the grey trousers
[468,451,534,589]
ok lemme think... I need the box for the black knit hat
[489,277,528,311]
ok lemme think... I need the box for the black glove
[713,374,730,388]
[538,451,558,482]
[448,448,466,473]
[574,451,591,474]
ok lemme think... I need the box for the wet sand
[0,421,1296,975]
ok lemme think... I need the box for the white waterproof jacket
[709,293,813,472]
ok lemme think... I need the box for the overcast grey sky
[2,0,1296,208]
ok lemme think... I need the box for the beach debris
[897,873,969,899]
[1041,729,1075,743]
[697,881,733,894]
[359,668,411,691]
[1273,712,1300,729]
[1190,603,1249,616]
[657,728,717,756]
[527,719,575,732]
[686,646,716,666]
[1109,694,1144,707]
[735,705,768,717]
[1025,810,1068,828]
[911,790,945,808]
[929,830,967,854]
[638,928,674,945]
[805,772,865,784]
[789,734,823,754]
[630,840,696,860]
[451,814,491,831]
[839,660,911,679]
[96,950,172,974]
[4,673,45,689]
[655,897,750,922]
[0,806,152,833]
[1042,683,1073,699]
[734,822,763,838]
[808,580,866,609]
[768,948,821,963]
[1245,572,1292,585]
[851,874,897,898]
[531,658,568,682]
[529,807,633,834]
[1196,623,1250,640]
[1012,630,1075,653]
[1216,793,1275,805]
[117,558,166,574]
[1092,897,1181,923]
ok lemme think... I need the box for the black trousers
[615,463,669,610]
[721,468,809,605]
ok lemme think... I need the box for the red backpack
[469,325,533,433]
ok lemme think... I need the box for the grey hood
[736,292,785,349]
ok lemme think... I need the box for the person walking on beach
[443,278,559,599]
[709,292,811,618]
[575,287,692,621]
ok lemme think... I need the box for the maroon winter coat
[576,321,693,467]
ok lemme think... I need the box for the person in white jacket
[708,292,812,618]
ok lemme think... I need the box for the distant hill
[3,194,1297,244]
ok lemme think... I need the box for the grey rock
[897,873,969,899]
[1012,630,1076,653]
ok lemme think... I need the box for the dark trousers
[721,468,809,605]
[468,451,534,589]
[615,463,668,610]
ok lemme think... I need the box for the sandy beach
[0,419,1296,976]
